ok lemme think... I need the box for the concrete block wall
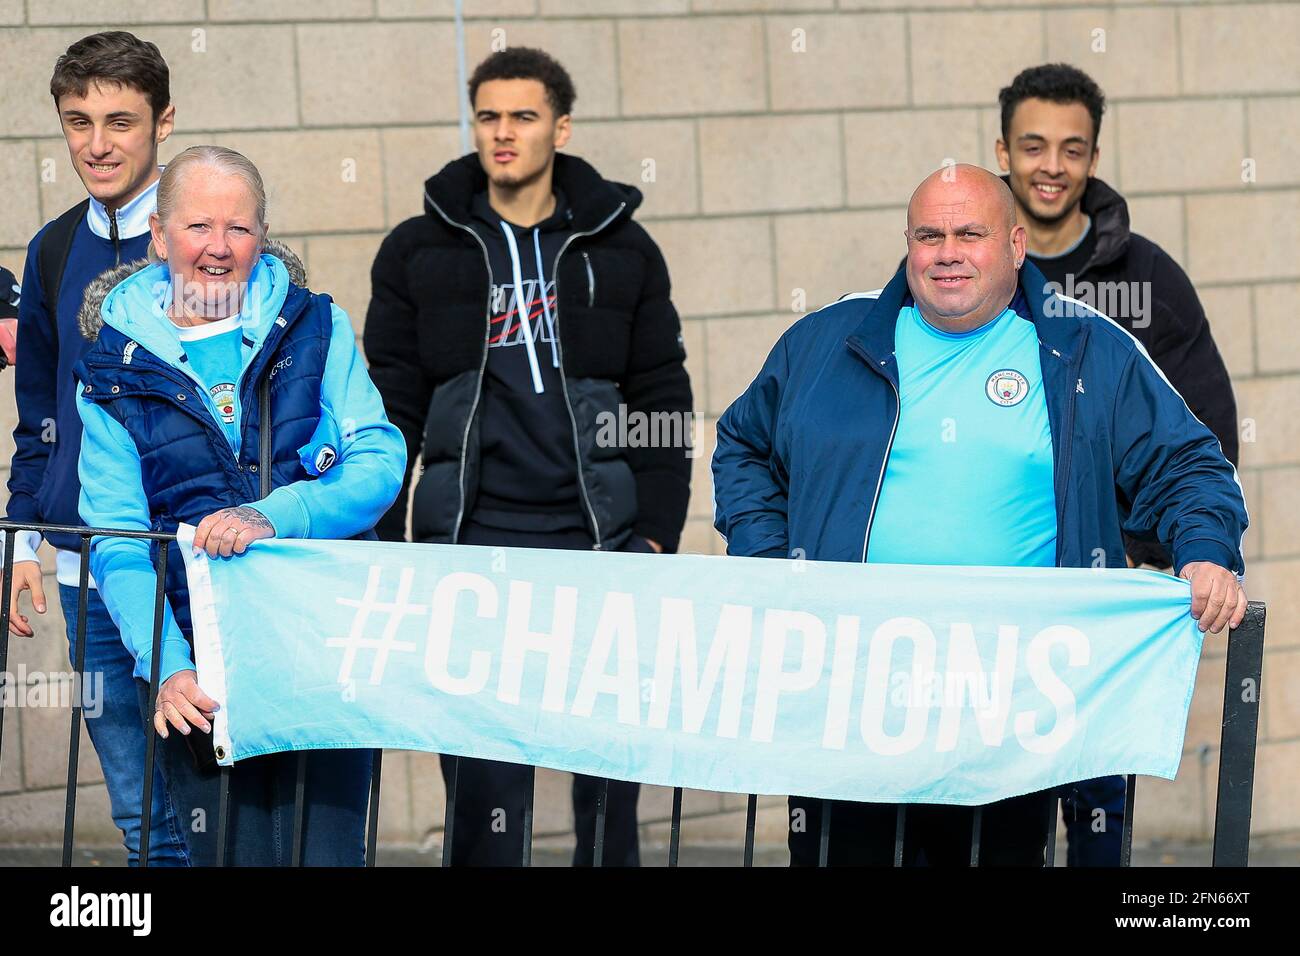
[1,0,1296,849]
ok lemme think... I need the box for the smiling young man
[365,47,692,866]
[4,31,188,865]
[996,64,1240,867]
[995,64,1238,514]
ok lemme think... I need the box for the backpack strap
[37,199,91,355]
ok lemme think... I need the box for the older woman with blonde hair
[74,145,406,865]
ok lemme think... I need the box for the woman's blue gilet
[76,284,332,638]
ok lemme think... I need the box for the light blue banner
[179,526,1203,805]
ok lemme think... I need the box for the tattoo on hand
[221,507,273,531]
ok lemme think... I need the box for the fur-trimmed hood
[78,238,307,341]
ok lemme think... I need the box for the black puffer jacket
[1029,178,1239,568]
[364,153,692,551]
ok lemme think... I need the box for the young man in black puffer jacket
[995,64,1240,558]
[995,63,1241,868]
[364,47,693,867]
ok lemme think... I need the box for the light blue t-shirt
[176,315,243,448]
[866,299,1057,567]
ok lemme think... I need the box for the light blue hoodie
[76,252,407,683]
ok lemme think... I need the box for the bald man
[712,165,1248,866]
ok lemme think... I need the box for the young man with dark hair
[996,63,1240,866]
[365,46,693,866]
[996,64,1237,482]
[4,30,188,864]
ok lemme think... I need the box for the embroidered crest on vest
[123,341,139,365]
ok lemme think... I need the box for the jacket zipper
[550,202,627,550]
[848,343,901,563]
[1049,340,1086,567]
[424,192,627,549]
[92,315,287,495]
[425,190,495,545]
[581,250,595,308]
[233,315,293,482]
[109,210,120,266]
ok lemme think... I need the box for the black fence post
[668,787,683,867]
[290,753,307,866]
[592,777,609,867]
[0,530,16,776]
[817,799,832,867]
[137,542,168,867]
[743,794,758,867]
[215,766,232,866]
[1119,774,1136,867]
[441,755,459,867]
[61,537,92,866]
[365,749,383,868]
[893,806,906,867]
[1043,791,1059,868]
[521,765,535,867]
[1213,601,1266,867]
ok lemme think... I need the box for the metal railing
[0,520,1266,867]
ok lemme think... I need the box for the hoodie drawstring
[500,221,545,394]
[532,229,559,369]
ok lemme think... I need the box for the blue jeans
[58,584,190,866]
[150,717,374,867]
